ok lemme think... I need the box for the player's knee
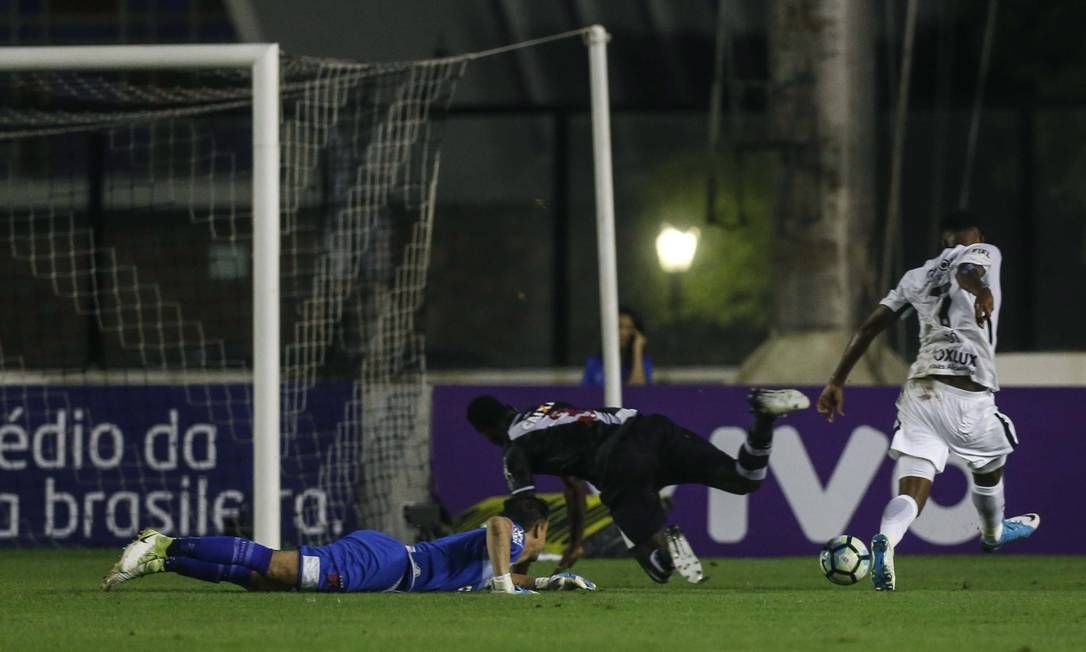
[972,456,1006,486]
[710,472,761,495]
[720,474,762,495]
[733,477,762,495]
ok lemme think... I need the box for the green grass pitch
[2,551,1085,651]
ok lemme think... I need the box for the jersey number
[938,296,953,327]
[929,282,952,327]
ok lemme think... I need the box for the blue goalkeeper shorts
[297,530,411,592]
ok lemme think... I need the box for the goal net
[0,27,619,549]
[0,50,466,546]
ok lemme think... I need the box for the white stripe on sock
[736,464,767,481]
[742,441,771,456]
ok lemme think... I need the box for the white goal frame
[0,28,622,549]
[0,43,283,547]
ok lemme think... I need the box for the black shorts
[596,414,742,546]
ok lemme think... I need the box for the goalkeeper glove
[489,573,538,594]
[534,572,598,591]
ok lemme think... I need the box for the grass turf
[2,551,1085,651]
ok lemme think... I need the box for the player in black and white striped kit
[467,389,809,584]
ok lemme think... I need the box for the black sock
[738,416,775,480]
[747,413,776,450]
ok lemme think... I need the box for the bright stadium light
[655,224,700,273]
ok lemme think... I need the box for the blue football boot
[981,513,1041,553]
[870,533,895,592]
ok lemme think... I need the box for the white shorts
[890,377,1018,473]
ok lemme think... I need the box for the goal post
[250,45,281,550]
[0,43,283,547]
[585,25,622,409]
[0,28,620,549]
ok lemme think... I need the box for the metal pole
[879,0,918,294]
[0,43,274,69]
[585,25,622,408]
[959,0,999,209]
[0,42,284,548]
[251,44,281,548]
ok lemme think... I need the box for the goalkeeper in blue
[100,494,596,594]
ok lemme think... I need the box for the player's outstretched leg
[101,528,171,591]
[981,513,1041,552]
[102,530,278,591]
[747,388,810,419]
[651,389,809,496]
[870,493,924,592]
[971,466,1041,552]
[166,534,274,571]
[870,459,934,592]
[732,389,810,488]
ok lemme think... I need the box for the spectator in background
[582,306,653,386]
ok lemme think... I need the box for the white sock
[972,480,1005,542]
[879,495,919,547]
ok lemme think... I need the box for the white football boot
[666,525,706,584]
[747,389,810,418]
[100,529,171,591]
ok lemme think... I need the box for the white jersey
[880,243,1002,391]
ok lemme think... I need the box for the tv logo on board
[704,426,979,546]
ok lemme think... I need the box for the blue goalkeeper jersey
[407,522,526,592]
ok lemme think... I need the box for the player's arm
[628,327,648,385]
[501,444,538,576]
[956,263,993,326]
[818,304,900,422]
[510,559,532,576]
[487,517,582,592]
[502,443,535,496]
[556,476,586,571]
[485,516,521,592]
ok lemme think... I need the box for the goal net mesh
[0,53,467,546]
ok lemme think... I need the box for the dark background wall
[2,0,1084,370]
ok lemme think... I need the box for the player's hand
[488,574,538,594]
[555,544,584,571]
[633,329,647,351]
[974,287,994,326]
[488,573,534,595]
[534,572,598,591]
[817,384,845,423]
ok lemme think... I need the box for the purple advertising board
[432,385,1086,555]
[0,385,354,547]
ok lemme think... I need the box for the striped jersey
[502,401,638,493]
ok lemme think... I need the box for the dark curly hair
[501,494,551,530]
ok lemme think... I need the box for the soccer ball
[819,535,871,585]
